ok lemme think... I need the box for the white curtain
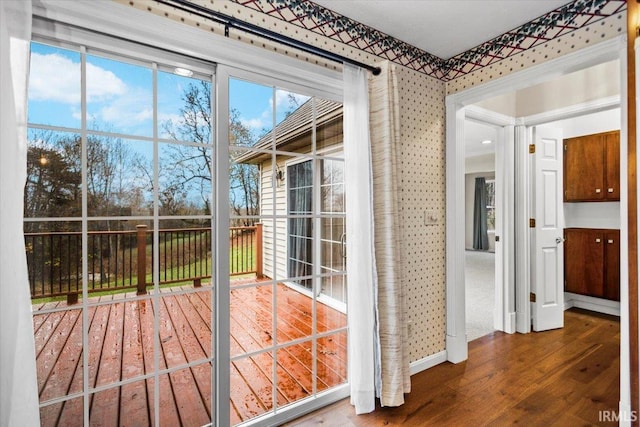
[0,1,40,425]
[369,61,410,406]
[344,63,378,414]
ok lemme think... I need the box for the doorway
[445,35,627,414]
[464,119,498,341]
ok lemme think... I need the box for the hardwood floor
[287,308,620,426]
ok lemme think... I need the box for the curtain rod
[156,0,382,76]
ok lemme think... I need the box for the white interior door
[531,126,565,331]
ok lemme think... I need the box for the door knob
[555,237,565,244]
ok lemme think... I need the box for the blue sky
[28,41,309,141]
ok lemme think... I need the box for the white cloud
[238,91,310,134]
[29,52,127,104]
[240,113,270,131]
[273,90,310,113]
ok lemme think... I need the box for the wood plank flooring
[33,282,347,426]
[287,308,620,426]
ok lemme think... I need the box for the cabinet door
[604,230,620,301]
[564,229,604,297]
[564,134,605,201]
[604,131,620,201]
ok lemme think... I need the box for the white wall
[541,108,621,230]
[465,153,495,174]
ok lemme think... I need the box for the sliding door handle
[340,233,347,259]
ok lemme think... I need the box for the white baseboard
[564,292,620,317]
[409,350,447,376]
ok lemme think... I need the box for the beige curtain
[369,61,411,406]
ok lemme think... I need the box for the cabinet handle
[595,238,601,243]
[608,188,614,193]
[608,239,614,244]
[595,188,601,193]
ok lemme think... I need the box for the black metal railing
[25,224,262,301]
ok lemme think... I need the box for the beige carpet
[465,250,495,341]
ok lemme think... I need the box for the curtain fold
[473,177,489,250]
[369,61,411,407]
[343,64,376,414]
[0,1,40,425]
[344,64,377,414]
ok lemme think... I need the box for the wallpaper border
[234,0,626,81]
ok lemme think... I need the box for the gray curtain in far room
[473,177,489,250]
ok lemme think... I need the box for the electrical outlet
[424,210,438,225]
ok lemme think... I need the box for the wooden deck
[33,281,347,426]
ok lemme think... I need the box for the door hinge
[529,218,536,228]
[530,292,536,303]
[529,144,535,154]
[564,144,567,151]
[495,235,500,242]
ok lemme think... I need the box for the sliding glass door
[26,39,216,426]
[24,31,347,426]
[224,70,348,425]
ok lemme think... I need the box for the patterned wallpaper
[115,0,625,363]
[395,66,447,359]
[235,0,625,81]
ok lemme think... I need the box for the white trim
[446,35,627,366]
[230,384,350,427]
[32,0,343,100]
[522,95,621,126]
[445,104,468,363]
[409,350,447,376]
[446,37,621,107]
[564,292,621,317]
[497,124,516,334]
[514,124,531,334]
[464,105,516,127]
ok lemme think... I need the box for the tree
[162,81,260,225]
[25,130,81,225]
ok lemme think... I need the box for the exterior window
[486,179,496,231]
[287,160,313,288]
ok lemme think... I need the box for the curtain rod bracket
[224,24,229,38]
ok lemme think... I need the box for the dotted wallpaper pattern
[395,67,447,360]
[446,10,626,94]
[119,1,624,83]
[234,0,625,82]
[113,0,623,363]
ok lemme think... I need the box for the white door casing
[530,126,565,331]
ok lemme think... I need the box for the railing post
[136,225,147,295]
[256,223,263,279]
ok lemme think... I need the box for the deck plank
[36,310,81,394]
[157,296,211,426]
[90,302,125,426]
[33,282,347,426]
[119,300,150,426]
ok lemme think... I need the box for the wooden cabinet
[564,228,620,301]
[564,130,620,202]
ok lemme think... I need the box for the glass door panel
[26,39,215,426]
[228,77,347,425]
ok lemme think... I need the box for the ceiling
[309,1,619,162]
[312,0,570,59]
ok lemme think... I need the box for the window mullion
[80,44,90,427]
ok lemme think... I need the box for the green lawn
[31,239,257,304]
